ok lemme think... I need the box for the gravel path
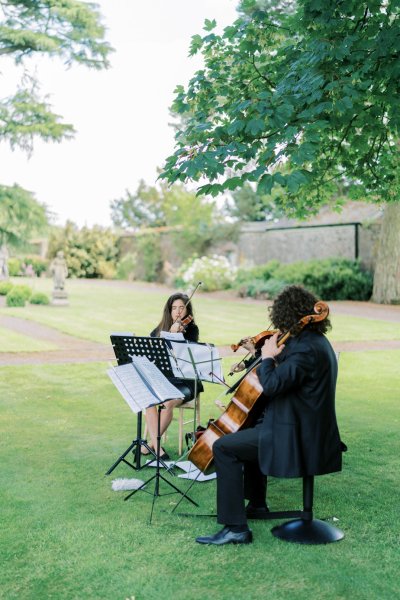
[0,295,399,366]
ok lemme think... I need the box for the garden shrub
[0,281,13,295]
[177,255,237,292]
[235,258,372,301]
[135,234,163,282]
[7,258,21,276]
[96,259,116,280]
[235,260,280,288]
[30,292,50,305]
[4,256,48,277]
[116,253,137,280]
[275,258,373,300]
[47,222,119,278]
[22,256,49,277]
[6,285,32,307]
[236,277,287,299]
[17,285,33,300]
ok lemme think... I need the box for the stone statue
[0,244,9,280]
[50,250,68,290]
[50,251,69,305]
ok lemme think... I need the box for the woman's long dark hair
[155,293,195,336]
[269,285,331,335]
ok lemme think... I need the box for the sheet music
[107,357,184,414]
[110,331,135,336]
[107,364,152,413]
[144,459,216,480]
[165,340,224,383]
[160,331,185,341]
[175,460,217,481]
[130,355,184,401]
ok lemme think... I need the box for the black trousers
[213,424,267,525]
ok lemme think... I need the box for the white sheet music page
[107,358,184,414]
[130,355,184,401]
[107,363,154,413]
[164,341,224,383]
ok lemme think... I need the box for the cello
[187,301,330,474]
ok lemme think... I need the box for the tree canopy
[227,182,283,221]
[0,183,49,246]
[110,179,230,259]
[0,0,112,151]
[161,0,400,217]
[0,1,112,250]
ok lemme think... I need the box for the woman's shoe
[159,448,170,460]
[140,447,152,456]
[141,446,170,460]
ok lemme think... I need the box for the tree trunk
[372,203,400,304]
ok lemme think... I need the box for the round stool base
[271,518,344,545]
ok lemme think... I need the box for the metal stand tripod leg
[124,404,199,523]
[105,411,155,474]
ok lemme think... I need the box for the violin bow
[185,280,202,307]
[171,281,203,328]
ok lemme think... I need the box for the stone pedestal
[51,289,69,306]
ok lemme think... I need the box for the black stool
[268,475,344,544]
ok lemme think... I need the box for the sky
[0,0,238,228]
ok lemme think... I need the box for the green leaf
[227,120,245,134]
[245,118,264,135]
[224,176,244,190]
[204,19,217,32]
[189,34,203,56]
[257,174,274,195]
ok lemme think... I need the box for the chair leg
[178,408,183,455]
[196,394,200,429]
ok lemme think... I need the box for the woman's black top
[149,320,199,343]
[149,320,203,401]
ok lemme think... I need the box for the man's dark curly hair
[269,285,331,335]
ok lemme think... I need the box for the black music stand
[105,335,176,474]
[163,337,223,457]
[124,399,199,523]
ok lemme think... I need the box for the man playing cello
[196,285,342,546]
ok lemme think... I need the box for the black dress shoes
[196,526,253,545]
[245,503,270,519]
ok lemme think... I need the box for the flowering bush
[177,255,237,292]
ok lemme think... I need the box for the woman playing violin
[196,285,343,546]
[143,293,200,459]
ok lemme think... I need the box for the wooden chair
[142,394,201,455]
[178,394,201,455]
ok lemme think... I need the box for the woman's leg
[144,399,183,452]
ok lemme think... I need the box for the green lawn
[1,351,399,599]
[2,278,400,346]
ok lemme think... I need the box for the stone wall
[234,221,380,271]
[119,210,381,280]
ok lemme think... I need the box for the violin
[231,329,280,352]
[188,301,329,474]
[171,281,201,333]
[178,314,193,331]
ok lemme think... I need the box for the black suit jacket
[256,329,342,478]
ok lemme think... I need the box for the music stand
[105,335,176,474]
[163,338,223,458]
[124,399,199,523]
